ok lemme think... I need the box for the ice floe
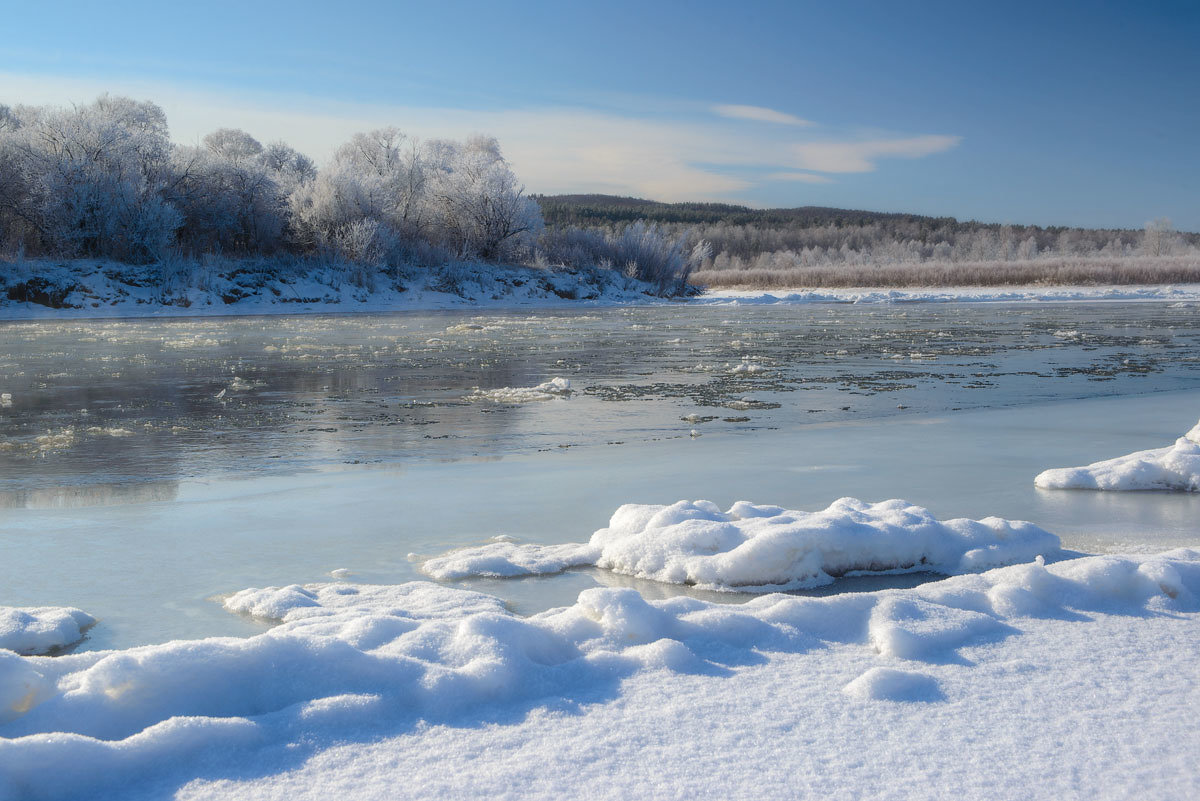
[468,377,572,403]
[1,550,1198,800]
[421,498,1061,591]
[0,607,96,656]
[1035,419,1200,491]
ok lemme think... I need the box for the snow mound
[422,498,1061,591]
[1035,419,1200,491]
[468,377,572,403]
[0,607,96,656]
[842,667,944,702]
[2,551,1199,799]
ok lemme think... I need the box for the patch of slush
[0,607,96,656]
[468,377,572,403]
[1,550,1199,800]
[421,498,1061,591]
[1035,419,1200,491]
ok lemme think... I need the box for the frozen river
[1,302,1199,650]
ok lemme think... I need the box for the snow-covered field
[698,284,1200,306]
[1036,418,1200,492]
[2,548,1197,800]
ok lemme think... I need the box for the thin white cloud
[713,104,812,126]
[0,73,958,202]
[767,171,834,184]
[792,135,962,173]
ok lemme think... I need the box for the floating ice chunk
[84,426,133,438]
[468,377,572,403]
[0,606,96,656]
[421,498,1061,591]
[842,667,944,702]
[1035,419,1200,491]
[0,393,11,408]
[728,359,767,375]
[34,429,76,452]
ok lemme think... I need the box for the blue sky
[2,0,1196,229]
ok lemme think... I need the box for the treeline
[0,96,543,266]
[0,96,704,294]
[537,194,1200,276]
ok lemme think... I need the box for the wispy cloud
[792,135,962,173]
[0,73,960,202]
[767,171,834,184]
[713,104,812,126]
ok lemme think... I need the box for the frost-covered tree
[291,127,428,255]
[4,95,181,262]
[167,128,287,253]
[426,136,542,261]
[1142,218,1180,257]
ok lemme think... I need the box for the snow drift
[1,550,1198,800]
[1035,419,1200,491]
[421,498,1062,591]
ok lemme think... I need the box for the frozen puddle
[1,549,1198,799]
[1036,418,1200,491]
[421,498,1062,591]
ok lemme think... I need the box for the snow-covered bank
[0,608,96,656]
[0,259,665,320]
[697,284,1200,305]
[1035,419,1200,492]
[421,498,1061,591]
[3,259,1200,321]
[1,550,1198,800]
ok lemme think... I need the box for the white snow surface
[697,284,1200,305]
[421,498,1062,590]
[2,550,1199,800]
[1035,419,1200,491]
[0,607,96,656]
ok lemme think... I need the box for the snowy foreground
[421,498,1062,590]
[2,549,1199,800]
[1036,419,1200,492]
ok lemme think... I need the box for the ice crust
[1035,420,1200,491]
[0,607,96,656]
[1,550,1199,799]
[421,498,1062,590]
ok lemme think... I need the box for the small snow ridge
[1035,418,1200,492]
[468,377,573,403]
[843,668,945,702]
[0,606,96,656]
[421,497,1061,590]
